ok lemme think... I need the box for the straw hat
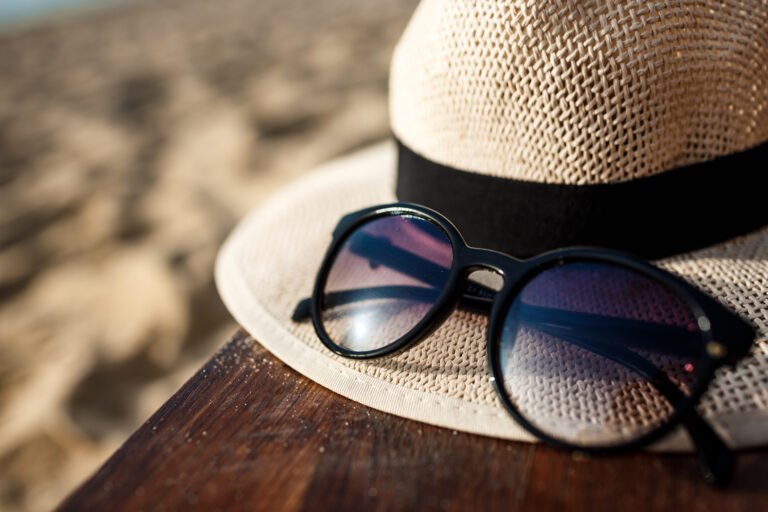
[216,0,768,450]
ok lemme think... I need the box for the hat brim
[216,141,768,452]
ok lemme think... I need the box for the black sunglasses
[292,203,756,486]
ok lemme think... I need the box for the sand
[0,0,416,509]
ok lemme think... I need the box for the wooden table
[58,330,768,511]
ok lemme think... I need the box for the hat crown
[390,0,768,185]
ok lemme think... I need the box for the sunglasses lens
[321,214,453,353]
[498,262,707,446]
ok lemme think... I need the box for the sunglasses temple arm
[530,324,734,486]
[294,287,700,357]
[352,234,756,363]
[292,298,311,321]
[344,235,723,354]
[682,408,735,487]
[291,286,441,321]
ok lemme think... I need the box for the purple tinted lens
[499,262,706,446]
[321,214,453,352]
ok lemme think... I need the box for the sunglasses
[292,203,756,486]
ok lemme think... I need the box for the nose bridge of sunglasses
[465,269,504,292]
[453,268,506,316]
[460,247,527,280]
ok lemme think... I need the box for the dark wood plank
[58,330,768,512]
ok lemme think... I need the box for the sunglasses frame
[306,202,755,485]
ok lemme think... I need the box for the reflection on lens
[321,214,453,352]
[499,262,706,446]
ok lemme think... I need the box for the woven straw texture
[390,0,768,184]
[216,142,768,450]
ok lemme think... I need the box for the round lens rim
[311,206,464,359]
[487,253,719,453]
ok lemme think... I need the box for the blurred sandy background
[0,0,417,509]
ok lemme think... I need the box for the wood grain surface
[58,330,768,511]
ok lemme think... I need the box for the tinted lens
[499,262,707,446]
[321,214,453,352]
